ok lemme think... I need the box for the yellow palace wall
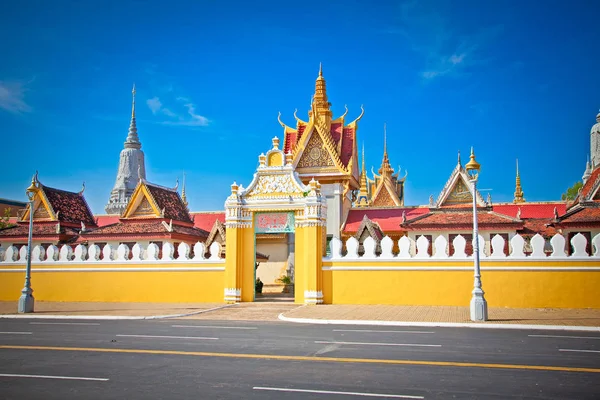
[0,263,225,303]
[321,260,600,308]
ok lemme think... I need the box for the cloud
[146,97,162,114]
[390,1,503,81]
[146,95,210,127]
[0,80,32,113]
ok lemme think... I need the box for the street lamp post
[17,176,37,313]
[465,147,488,321]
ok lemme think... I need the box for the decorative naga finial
[81,221,86,232]
[340,104,348,119]
[402,210,407,224]
[138,164,142,182]
[516,207,522,220]
[277,111,286,128]
[457,150,461,166]
[554,207,559,220]
[293,108,300,124]
[79,181,85,195]
[174,178,179,191]
[350,105,365,124]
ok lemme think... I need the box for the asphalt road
[0,319,598,399]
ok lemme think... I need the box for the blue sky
[2,0,599,214]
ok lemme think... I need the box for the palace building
[1,66,599,295]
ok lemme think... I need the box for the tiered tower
[105,85,147,215]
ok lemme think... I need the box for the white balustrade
[380,236,394,259]
[74,244,87,261]
[177,242,190,260]
[362,237,377,259]
[59,245,73,261]
[162,242,175,261]
[32,245,45,262]
[45,245,59,262]
[116,244,130,261]
[432,235,448,259]
[0,234,595,264]
[209,242,222,260]
[192,242,206,260]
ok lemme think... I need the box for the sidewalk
[1,301,599,330]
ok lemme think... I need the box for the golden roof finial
[458,150,461,166]
[356,142,370,207]
[513,158,525,203]
[361,142,366,174]
[310,64,331,119]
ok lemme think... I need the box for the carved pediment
[297,133,335,168]
[244,173,306,198]
[445,178,472,205]
[33,202,52,219]
[131,196,156,217]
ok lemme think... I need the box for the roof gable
[435,162,485,207]
[122,180,192,223]
[21,178,96,227]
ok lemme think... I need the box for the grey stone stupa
[105,84,147,215]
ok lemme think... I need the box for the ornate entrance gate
[224,137,327,304]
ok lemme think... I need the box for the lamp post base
[470,289,488,321]
[18,289,35,314]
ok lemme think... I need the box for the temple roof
[492,202,566,219]
[79,220,208,240]
[41,185,97,226]
[144,182,191,222]
[190,211,225,232]
[343,207,429,233]
[0,223,80,240]
[402,210,523,231]
[557,205,600,227]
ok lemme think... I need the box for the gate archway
[224,137,327,304]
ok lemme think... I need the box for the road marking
[116,334,218,340]
[334,329,434,334]
[253,386,423,398]
[0,332,32,335]
[2,345,599,374]
[0,373,108,381]
[30,322,100,326]
[559,349,600,354]
[171,325,257,330]
[315,341,441,348]
[529,334,600,340]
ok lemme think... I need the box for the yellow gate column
[224,183,248,303]
[296,179,326,305]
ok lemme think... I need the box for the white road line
[30,322,100,326]
[253,386,424,399]
[116,334,218,340]
[171,325,257,330]
[315,341,441,348]
[0,373,108,382]
[0,332,32,335]
[529,334,600,340]
[334,329,434,334]
[559,349,600,353]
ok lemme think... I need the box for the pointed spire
[457,150,461,166]
[356,142,370,207]
[583,154,592,183]
[125,83,141,149]
[378,123,394,176]
[513,158,525,204]
[182,171,188,207]
[309,64,331,119]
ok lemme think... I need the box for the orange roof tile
[190,211,225,232]
[492,202,566,219]
[344,208,429,233]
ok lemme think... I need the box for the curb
[0,304,236,321]
[277,313,600,332]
